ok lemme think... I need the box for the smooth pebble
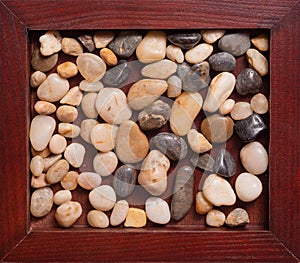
[46,159,69,184]
[110,200,129,226]
[57,61,78,78]
[89,185,116,211]
[236,68,262,95]
[124,208,147,228]
[61,171,79,191]
[100,47,118,66]
[60,86,83,106]
[30,71,47,87]
[90,123,118,152]
[34,101,57,115]
[87,210,109,228]
[113,165,137,198]
[80,119,99,144]
[81,92,98,119]
[94,31,115,48]
[78,172,102,190]
[53,190,72,205]
[56,105,78,123]
[141,59,177,79]
[79,80,103,92]
[187,129,212,154]
[218,33,251,56]
[195,191,213,215]
[206,209,225,227]
[145,197,170,224]
[225,208,250,227]
[251,33,269,51]
[250,93,269,114]
[49,134,67,154]
[58,123,81,138]
[93,151,118,177]
[201,30,225,44]
[230,102,253,120]
[30,187,53,217]
[30,155,44,177]
[39,31,62,56]
[167,75,182,98]
[61,37,83,56]
[246,48,268,76]
[166,45,184,63]
[185,43,213,64]
[64,143,85,168]
[31,48,58,72]
[55,201,82,228]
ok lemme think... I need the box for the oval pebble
[206,209,225,227]
[141,59,177,79]
[167,32,201,49]
[90,123,118,152]
[53,190,72,205]
[185,43,213,64]
[235,172,262,202]
[78,172,102,190]
[55,201,82,228]
[145,197,170,224]
[195,191,213,215]
[110,200,129,226]
[58,123,80,138]
[61,37,83,56]
[230,102,253,120]
[250,93,269,114]
[201,29,225,44]
[30,71,47,87]
[79,80,104,92]
[219,99,235,115]
[46,159,69,185]
[112,165,137,197]
[64,143,85,168]
[89,185,116,211]
[166,45,184,63]
[87,210,109,228]
[80,119,99,144]
[246,48,268,76]
[30,187,53,217]
[251,33,269,52]
[57,61,78,78]
[61,171,79,191]
[208,52,236,72]
[34,101,57,115]
[49,134,67,154]
[93,151,118,177]
[81,92,98,119]
[218,33,251,57]
[31,48,58,72]
[30,155,44,177]
[100,47,118,66]
[56,105,78,123]
[167,75,182,98]
[236,68,262,95]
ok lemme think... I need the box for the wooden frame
[0,0,299,261]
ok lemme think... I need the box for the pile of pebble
[29,29,269,228]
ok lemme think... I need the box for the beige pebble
[110,200,129,226]
[78,172,102,190]
[31,173,49,188]
[202,174,236,206]
[89,185,116,211]
[100,48,118,66]
[187,129,212,154]
[136,30,166,63]
[203,72,236,113]
[167,75,182,98]
[124,208,147,228]
[94,31,115,48]
[138,150,170,196]
[60,86,83,106]
[201,29,226,44]
[30,187,53,217]
[56,105,78,123]
[37,73,70,102]
[195,191,213,215]
[34,101,57,115]
[246,48,268,76]
[87,210,109,228]
[206,209,225,227]
[90,123,118,152]
[61,171,79,191]
[240,141,268,175]
[225,208,250,227]
[80,119,99,144]
[46,159,69,184]
[127,79,168,110]
[93,151,118,177]
[39,31,62,56]
[250,93,269,114]
[30,155,44,177]
[251,33,269,51]
[219,99,235,115]
[61,37,83,56]
[30,71,47,87]
[166,45,184,63]
[81,92,98,118]
[79,79,104,92]
[64,143,85,168]
[230,102,253,120]
[49,134,67,155]
[31,146,51,158]
[185,43,213,64]
[43,154,62,172]
[30,115,56,151]
[55,201,82,228]
[57,61,78,78]
[76,53,106,82]
[96,88,132,124]
[53,190,72,205]
[170,92,203,136]
[145,197,170,224]
[141,59,177,79]
[58,123,80,138]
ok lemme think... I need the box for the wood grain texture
[0,0,299,262]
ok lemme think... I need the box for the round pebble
[56,105,78,123]
[206,209,225,227]
[218,32,251,57]
[230,102,253,120]
[236,68,262,95]
[145,197,170,225]
[55,201,82,228]
[64,143,86,168]
[93,151,118,177]
[30,187,53,217]
[61,171,79,191]
[78,172,102,190]
[87,210,109,228]
[89,185,116,211]
[57,61,78,78]
[208,52,236,72]
[250,93,269,114]
[53,190,72,205]
[49,134,67,154]
[201,29,225,44]
[90,123,118,152]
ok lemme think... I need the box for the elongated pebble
[30,155,44,177]
[78,172,102,190]
[110,200,129,226]
[43,154,62,172]
[100,47,118,66]
[80,119,99,144]
[195,191,213,215]
[167,75,182,98]
[81,93,98,119]
[201,30,225,44]
[87,210,109,228]
[34,101,56,115]
[46,159,69,184]
[79,80,104,92]
[185,43,213,64]
[219,99,235,115]
[53,190,72,205]
[246,49,268,76]
[141,59,177,79]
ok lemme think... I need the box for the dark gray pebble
[218,33,251,57]
[208,52,236,72]
[236,68,262,95]
[102,60,130,87]
[168,33,201,49]
[214,149,236,177]
[31,48,58,72]
[190,153,215,173]
[112,165,137,197]
[77,34,95,52]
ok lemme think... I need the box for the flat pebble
[203,72,236,113]
[171,166,194,221]
[39,31,62,56]
[93,151,118,177]
[170,92,203,136]
[246,48,268,76]
[89,185,116,211]
[61,37,83,56]
[201,30,225,44]
[145,197,170,224]
[78,172,102,190]
[208,52,236,72]
[96,88,132,124]
[100,47,118,66]
[37,73,69,102]
[78,34,95,52]
[236,68,262,95]
[94,31,115,48]
[115,120,149,164]
[250,93,269,114]
[150,132,187,161]
[79,80,103,92]
[113,165,137,197]
[230,102,253,120]
[43,154,62,172]
[64,143,85,168]
[57,61,78,78]
[219,99,235,115]
[91,123,118,152]
[138,150,170,196]
[110,200,129,226]
[214,149,236,177]
[60,86,83,106]
[185,43,213,64]
[80,119,99,144]
[53,190,72,205]
[187,129,212,154]
[87,210,109,228]
[206,209,225,227]
[141,59,177,79]
[30,187,53,217]
[61,171,79,191]
[58,123,80,138]
[81,92,98,118]
[235,172,262,202]
[30,115,56,151]
[166,45,184,63]
[202,174,236,206]
[56,105,78,123]
[124,208,147,228]
[49,134,67,154]
[167,75,182,98]
[168,32,201,49]
[225,208,249,227]
[31,48,58,72]
[30,155,44,177]
[31,173,49,189]
[34,101,56,115]
[102,60,130,87]
[127,79,168,110]
[30,71,47,87]
[201,114,234,143]
[195,191,213,215]
[76,53,106,82]
[251,33,269,51]
[136,30,166,63]
[218,33,251,56]
[46,159,69,184]
[240,141,268,175]
[190,153,215,173]
[55,201,82,228]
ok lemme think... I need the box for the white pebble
[206,209,225,227]
[230,102,253,120]
[89,185,116,211]
[145,197,170,224]
[110,200,129,226]
[87,210,109,228]
[93,151,118,177]
[30,155,44,177]
[78,172,102,190]
[64,143,86,168]
[53,190,72,205]
[219,99,235,115]
[49,134,67,155]
[55,201,82,228]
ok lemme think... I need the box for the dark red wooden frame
[0,0,299,261]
